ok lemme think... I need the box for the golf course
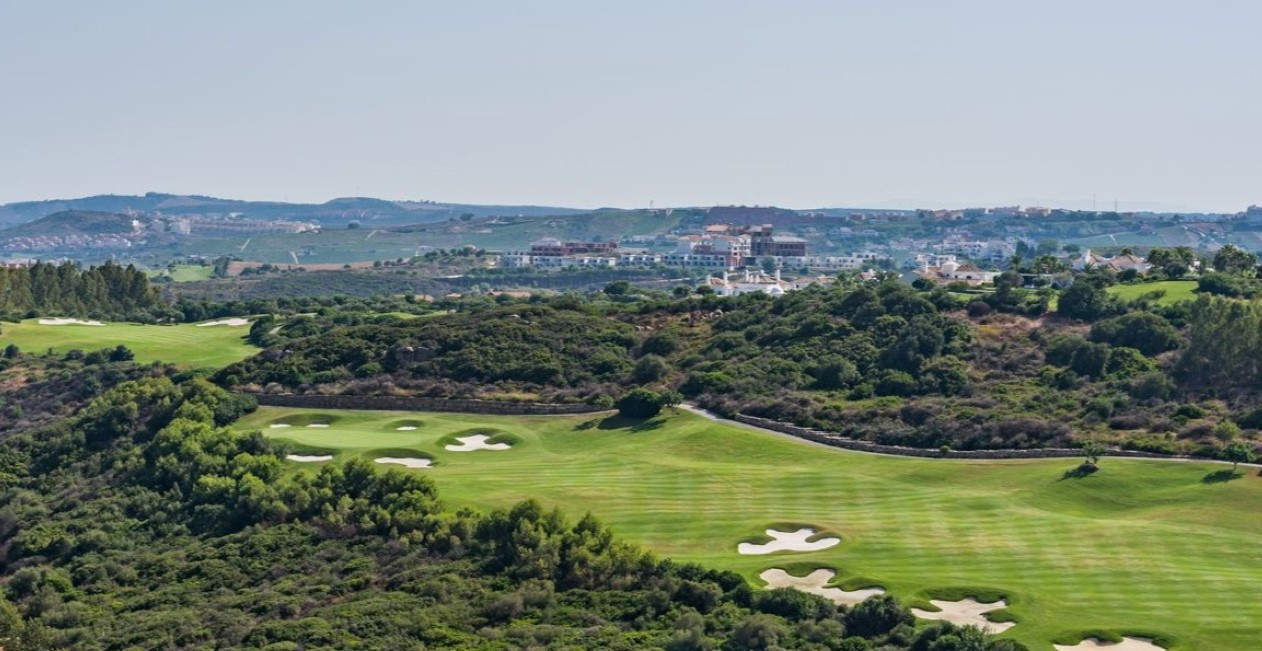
[237,406,1262,651]
[0,319,259,368]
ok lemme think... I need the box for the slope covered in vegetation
[218,280,1262,459]
[0,371,1023,650]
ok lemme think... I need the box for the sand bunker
[759,568,884,605]
[911,598,1015,634]
[286,454,333,463]
[374,457,432,469]
[1054,638,1165,651]
[445,434,512,452]
[38,318,104,326]
[306,423,330,428]
[738,528,840,555]
[396,426,418,431]
[196,318,250,327]
[268,424,292,429]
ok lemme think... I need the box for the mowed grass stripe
[237,407,1262,650]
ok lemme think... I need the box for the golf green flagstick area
[236,406,1262,651]
[0,319,259,368]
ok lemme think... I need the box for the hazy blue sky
[1,1,1258,211]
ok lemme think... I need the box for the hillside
[0,210,145,238]
[216,280,1262,460]
[0,366,1025,650]
[0,192,591,229]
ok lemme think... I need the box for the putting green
[236,407,1262,650]
[0,319,259,369]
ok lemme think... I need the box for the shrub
[641,330,681,356]
[1089,312,1180,356]
[844,595,913,638]
[966,301,992,318]
[874,370,918,397]
[616,388,665,419]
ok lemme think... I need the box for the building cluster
[0,232,143,252]
[916,206,1056,221]
[166,216,319,235]
[704,269,874,297]
[499,224,883,272]
[910,255,999,287]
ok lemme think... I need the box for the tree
[108,345,135,362]
[632,354,670,383]
[844,594,914,638]
[603,280,631,296]
[1221,441,1257,471]
[3,344,18,359]
[616,388,665,419]
[1081,440,1107,466]
[1212,244,1257,277]
[1089,312,1179,356]
[1058,281,1116,321]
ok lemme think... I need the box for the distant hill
[1,210,147,238]
[0,192,593,229]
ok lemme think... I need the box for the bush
[844,595,913,638]
[616,388,665,419]
[641,330,681,356]
[632,355,670,383]
[1089,312,1180,356]
[966,301,992,318]
[874,370,918,397]
[1128,372,1175,401]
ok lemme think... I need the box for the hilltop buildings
[498,225,866,272]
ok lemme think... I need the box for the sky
[1,1,1259,212]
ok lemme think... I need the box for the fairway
[0,319,259,368]
[1107,281,1198,306]
[237,407,1262,651]
[166,265,214,282]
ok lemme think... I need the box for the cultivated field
[0,319,259,368]
[1107,280,1198,306]
[238,406,1262,650]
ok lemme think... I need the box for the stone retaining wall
[248,393,606,415]
[733,414,1190,461]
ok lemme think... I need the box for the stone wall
[249,393,607,415]
[733,414,1192,462]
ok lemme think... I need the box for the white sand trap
[38,318,105,326]
[374,457,432,469]
[396,426,418,431]
[306,423,330,428]
[738,528,840,555]
[445,434,511,452]
[911,598,1015,634]
[286,454,333,463]
[268,423,292,429]
[196,318,250,327]
[1054,638,1165,651]
[759,568,884,605]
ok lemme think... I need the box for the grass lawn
[1107,280,1198,306]
[0,319,259,368]
[167,265,215,282]
[238,406,1262,651]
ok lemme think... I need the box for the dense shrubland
[0,372,1025,650]
[217,277,1262,459]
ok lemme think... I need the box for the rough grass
[1107,280,1198,306]
[0,319,258,369]
[235,407,1262,650]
